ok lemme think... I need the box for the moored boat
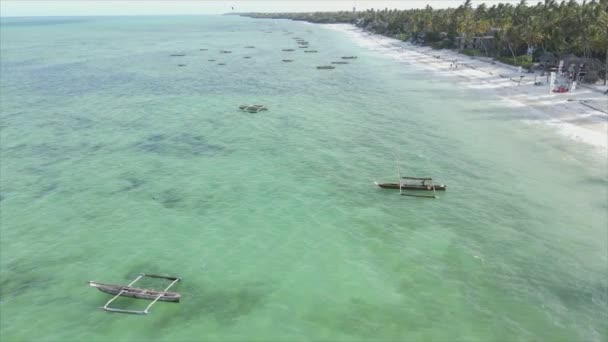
[88,281,181,302]
[239,104,268,113]
[374,182,447,191]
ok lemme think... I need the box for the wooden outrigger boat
[317,65,335,70]
[89,281,181,302]
[375,179,447,191]
[88,273,182,315]
[239,104,268,113]
[375,177,446,198]
[375,158,446,198]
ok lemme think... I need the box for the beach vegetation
[431,39,454,50]
[394,33,411,41]
[498,55,534,69]
[461,48,484,57]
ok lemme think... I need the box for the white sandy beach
[323,24,608,151]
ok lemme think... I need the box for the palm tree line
[239,0,608,83]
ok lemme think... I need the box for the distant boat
[282,49,295,51]
[243,56,252,59]
[220,50,232,53]
[200,49,208,51]
[245,46,256,48]
[317,65,335,70]
[341,56,358,59]
[282,59,294,62]
[304,50,318,53]
[375,157,445,198]
[208,59,216,62]
[331,61,348,64]
[170,54,186,57]
[177,64,186,67]
[375,181,447,191]
[218,63,226,65]
[239,104,268,113]
[375,167,446,198]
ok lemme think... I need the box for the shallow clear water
[1,15,606,341]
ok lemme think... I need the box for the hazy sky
[0,1,530,17]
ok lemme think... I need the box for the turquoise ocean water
[1,15,606,341]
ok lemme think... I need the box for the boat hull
[375,182,447,191]
[89,281,181,302]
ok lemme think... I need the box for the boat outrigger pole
[375,155,445,198]
[393,151,403,195]
[397,160,403,195]
[100,274,145,314]
[89,273,182,315]
[140,277,180,314]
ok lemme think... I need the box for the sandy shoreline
[321,24,608,151]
